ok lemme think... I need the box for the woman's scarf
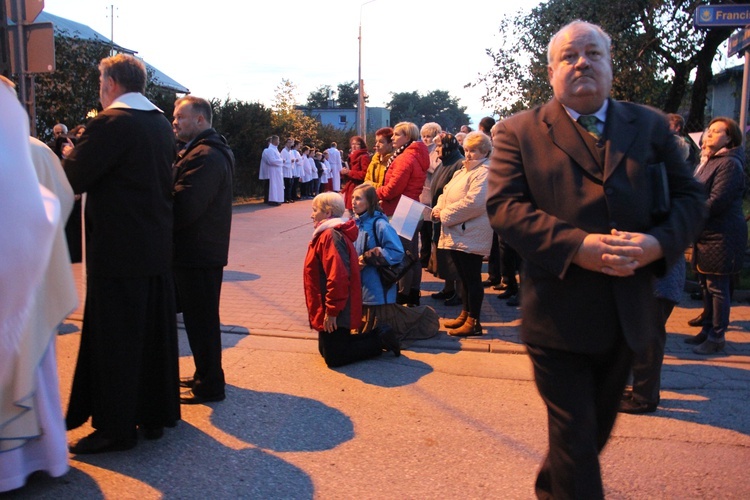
[385,140,413,170]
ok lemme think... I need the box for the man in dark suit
[64,54,180,454]
[171,96,234,405]
[486,21,705,498]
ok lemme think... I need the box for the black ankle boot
[377,324,401,357]
[408,289,420,307]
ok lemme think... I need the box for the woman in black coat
[686,117,748,355]
[427,133,464,305]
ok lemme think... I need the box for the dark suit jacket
[63,106,175,278]
[487,98,706,353]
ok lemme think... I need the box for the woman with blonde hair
[432,131,494,336]
[375,121,430,306]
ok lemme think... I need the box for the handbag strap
[371,217,392,302]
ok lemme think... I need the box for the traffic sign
[696,4,750,27]
[7,21,53,73]
[728,27,750,57]
[5,0,44,24]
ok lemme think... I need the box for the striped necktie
[577,115,601,140]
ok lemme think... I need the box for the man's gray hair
[99,54,147,94]
[547,20,611,65]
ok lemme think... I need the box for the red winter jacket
[342,148,371,209]
[376,141,429,216]
[303,218,362,332]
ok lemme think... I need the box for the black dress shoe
[69,430,137,454]
[492,283,508,291]
[687,313,706,327]
[481,279,500,287]
[180,390,225,405]
[141,426,164,440]
[507,294,520,307]
[684,331,708,345]
[690,291,703,300]
[431,290,451,300]
[496,287,518,300]
[179,377,195,389]
[618,396,657,414]
[444,293,462,306]
[693,339,726,355]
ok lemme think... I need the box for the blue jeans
[699,273,732,342]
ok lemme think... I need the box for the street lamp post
[358,0,376,137]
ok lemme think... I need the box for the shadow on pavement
[334,355,434,388]
[68,419,314,499]
[0,467,103,499]
[222,270,260,282]
[210,385,354,452]
[58,321,80,335]
[658,362,750,435]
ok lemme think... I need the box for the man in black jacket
[172,96,235,404]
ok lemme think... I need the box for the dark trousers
[65,198,83,263]
[318,327,382,368]
[66,273,180,439]
[450,250,484,318]
[487,233,501,283]
[262,179,269,203]
[419,221,433,266]
[284,177,293,202]
[500,238,521,289]
[699,273,732,341]
[527,336,633,500]
[292,177,300,199]
[398,234,422,296]
[630,298,674,405]
[174,266,226,397]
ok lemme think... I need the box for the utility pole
[106,4,117,55]
[358,0,376,137]
[5,0,55,135]
[0,1,10,77]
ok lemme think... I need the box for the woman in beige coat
[432,131,494,336]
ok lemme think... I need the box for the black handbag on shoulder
[362,219,419,289]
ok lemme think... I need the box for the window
[339,115,347,124]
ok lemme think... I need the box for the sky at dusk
[42,0,538,127]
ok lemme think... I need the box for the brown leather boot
[448,317,482,337]
[443,311,469,329]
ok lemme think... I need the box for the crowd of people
[3,18,749,500]
[260,137,343,205]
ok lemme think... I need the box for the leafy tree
[271,78,319,146]
[337,81,360,108]
[33,32,180,141]
[306,85,333,109]
[33,32,109,140]
[387,90,470,131]
[476,0,733,131]
[212,97,273,198]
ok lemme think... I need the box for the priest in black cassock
[63,54,180,454]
